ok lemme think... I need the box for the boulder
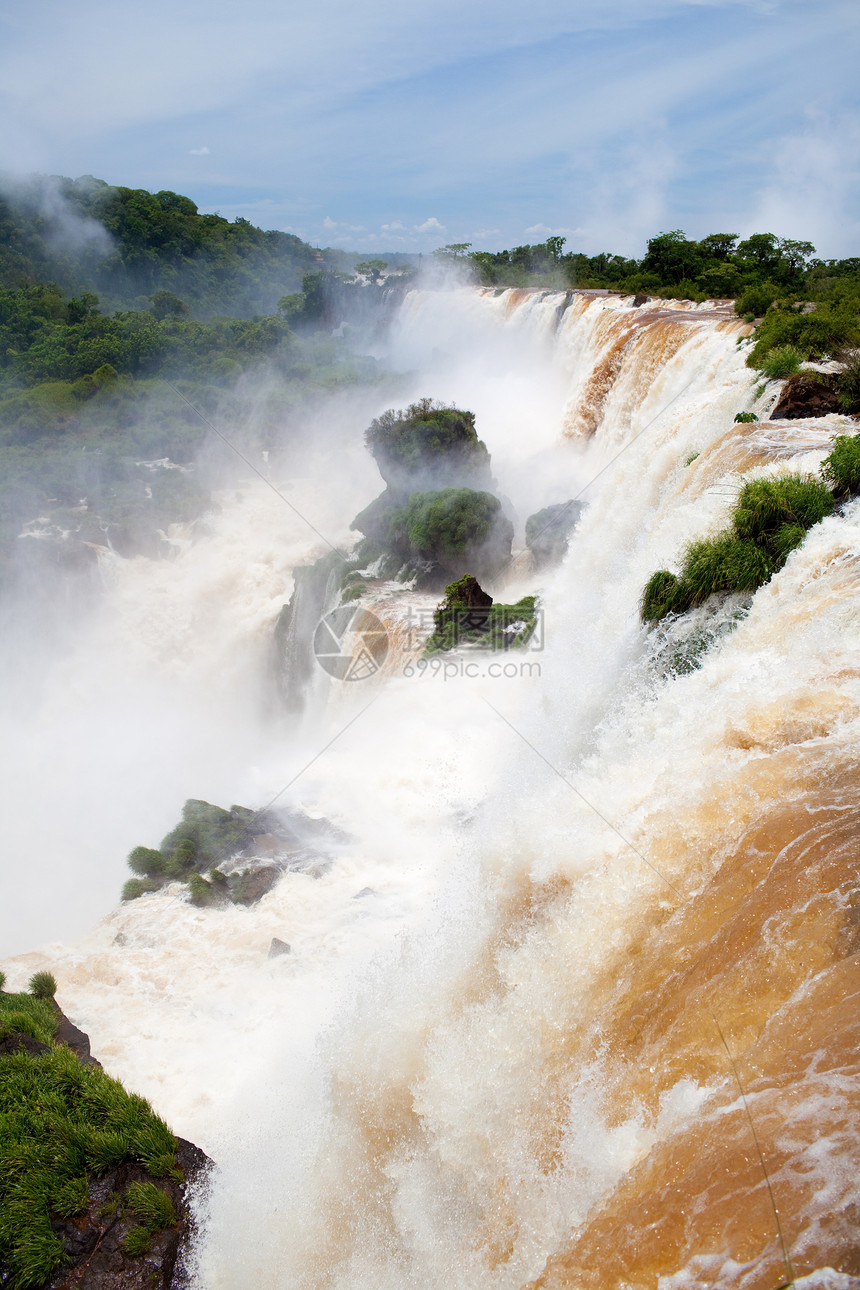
[229,865,281,906]
[268,938,291,958]
[770,373,842,420]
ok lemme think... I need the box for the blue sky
[1,0,858,256]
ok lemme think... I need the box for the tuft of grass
[641,571,683,623]
[123,1226,152,1256]
[758,345,804,380]
[684,451,700,465]
[0,1044,177,1287]
[681,535,772,606]
[0,972,5,990]
[821,434,860,497]
[734,411,758,423]
[28,972,56,1000]
[126,1180,176,1231]
[733,475,833,551]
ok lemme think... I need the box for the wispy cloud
[0,0,855,254]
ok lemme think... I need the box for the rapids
[2,288,858,1289]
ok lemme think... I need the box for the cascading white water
[3,288,858,1289]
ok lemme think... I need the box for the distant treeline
[438,231,860,315]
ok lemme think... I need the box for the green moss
[0,1044,177,1287]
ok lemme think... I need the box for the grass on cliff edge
[0,989,178,1290]
[641,471,835,624]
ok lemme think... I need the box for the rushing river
[3,287,858,1289]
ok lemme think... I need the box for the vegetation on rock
[0,990,179,1288]
[122,797,278,902]
[364,398,492,493]
[424,574,538,654]
[641,471,836,623]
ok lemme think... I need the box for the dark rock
[632,293,649,307]
[449,574,493,610]
[525,501,583,567]
[268,937,291,958]
[0,1031,51,1057]
[229,865,281,906]
[53,1003,101,1067]
[770,372,842,420]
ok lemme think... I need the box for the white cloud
[188,145,210,156]
[415,217,446,233]
[322,216,337,229]
[524,223,575,238]
[381,220,406,231]
[746,110,860,257]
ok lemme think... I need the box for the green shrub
[821,434,860,496]
[0,971,5,990]
[364,399,492,492]
[734,411,758,423]
[747,303,860,368]
[400,488,513,573]
[838,352,860,413]
[733,281,780,319]
[187,873,213,906]
[28,972,56,1000]
[127,846,167,877]
[758,345,804,379]
[121,878,158,902]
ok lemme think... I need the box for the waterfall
[2,288,858,1290]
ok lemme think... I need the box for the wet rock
[228,865,281,906]
[53,1002,101,1067]
[770,372,842,420]
[268,937,291,958]
[353,888,376,899]
[632,293,649,307]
